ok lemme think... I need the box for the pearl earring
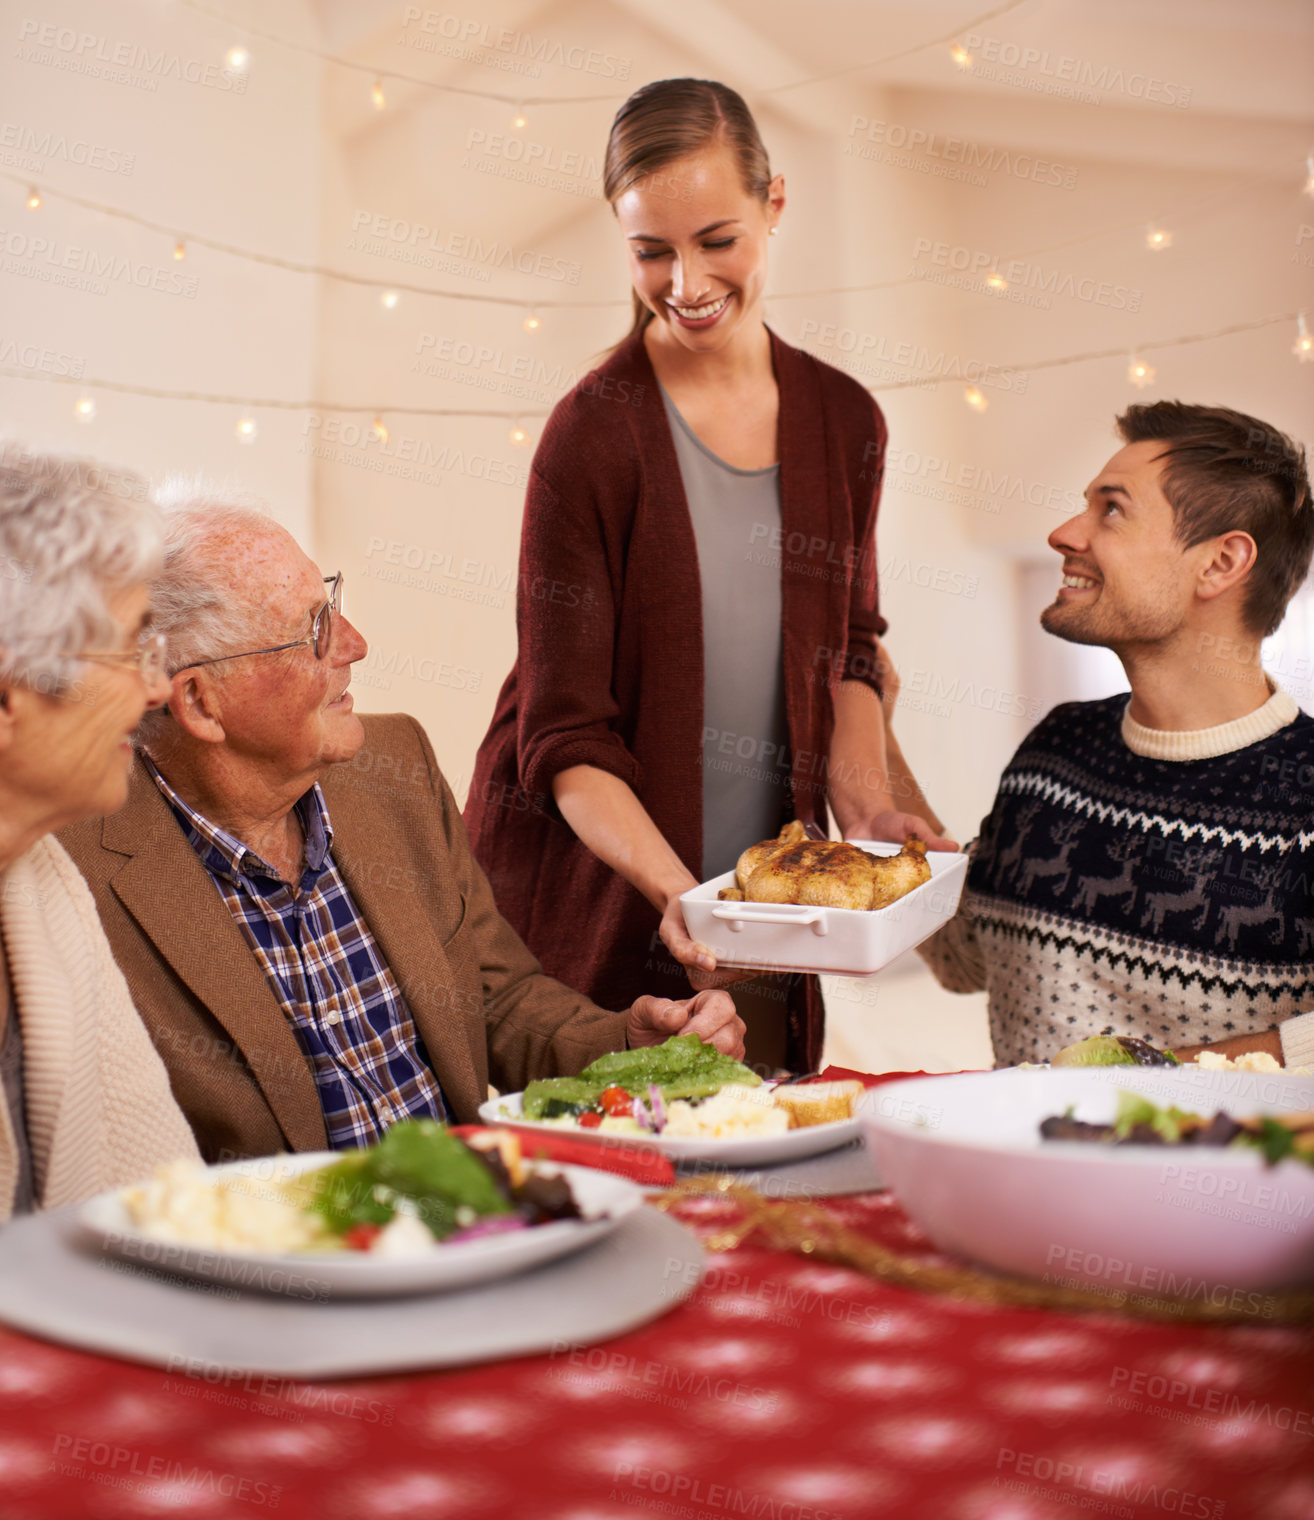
[769,227,778,236]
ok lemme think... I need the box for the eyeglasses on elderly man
[0,443,199,1224]
[171,572,341,672]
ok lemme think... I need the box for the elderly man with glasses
[61,501,744,1162]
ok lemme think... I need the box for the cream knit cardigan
[0,834,199,1218]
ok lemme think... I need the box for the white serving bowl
[858,1067,1314,1295]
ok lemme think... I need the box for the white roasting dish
[680,841,969,977]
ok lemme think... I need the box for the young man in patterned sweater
[916,401,1314,1068]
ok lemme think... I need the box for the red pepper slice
[342,1222,384,1251]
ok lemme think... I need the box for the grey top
[0,948,35,1217]
[660,386,791,880]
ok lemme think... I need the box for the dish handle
[710,903,829,936]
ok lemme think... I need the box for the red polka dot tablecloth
[1,1187,1311,1520]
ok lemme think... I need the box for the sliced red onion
[632,1094,653,1131]
[448,1215,530,1244]
[647,1084,667,1133]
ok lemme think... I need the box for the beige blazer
[60,714,628,1160]
[0,835,199,1218]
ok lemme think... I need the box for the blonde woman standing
[466,80,949,1072]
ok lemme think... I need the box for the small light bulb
[522,310,541,333]
[371,415,389,444]
[964,385,989,412]
[511,104,528,129]
[1294,314,1314,364]
[74,396,96,422]
[25,188,40,210]
[226,46,249,73]
[509,419,529,447]
[985,270,1008,291]
[1303,154,1314,199]
[381,290,399,310]
[173,239,186,261]
[1127,354,1156,388]
[371,78,386,110]
[236,416,258,442]
[950,43,973,69]
[1146,226,1172,252]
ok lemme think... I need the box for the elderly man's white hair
[137,481,284,750]
[0,441,160,691]
[148,478,280,670]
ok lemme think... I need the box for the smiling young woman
[464,79,949,1073]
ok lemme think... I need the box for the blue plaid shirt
[148,760,447,1150]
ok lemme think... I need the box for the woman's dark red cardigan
[463,327,888,1070]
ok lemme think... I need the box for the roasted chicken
[720,821,932,912]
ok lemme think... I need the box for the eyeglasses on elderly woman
[78,628,169,683]
[171,572,343,673]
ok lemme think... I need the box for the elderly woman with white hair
[0,445,198,1221]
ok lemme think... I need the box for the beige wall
[0,0,324,541]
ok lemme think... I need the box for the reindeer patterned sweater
[920,686,1314,1066]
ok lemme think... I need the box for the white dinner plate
[859,1067,1314,1293]
[78,1152,643,1299]
[479,1091,861,1167]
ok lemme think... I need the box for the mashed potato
[663,1084,791,1140]
[122,1159,327,1253]
[1192,1050,1312,1076]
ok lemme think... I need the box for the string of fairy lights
[4,3,1312,449]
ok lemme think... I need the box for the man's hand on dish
[627,989,747,1060]
[847,810,960,853]
[659,893,763,990]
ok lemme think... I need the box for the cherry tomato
[600,1086,633,1118]
[577,1110,605,1129]
[342,1222,384,1252]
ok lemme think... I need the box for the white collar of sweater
[1121,678,1298,761]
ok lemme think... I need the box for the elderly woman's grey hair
[135,486,276,751]
[0,442,160,692]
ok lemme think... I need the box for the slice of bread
[772,1080,864,1128]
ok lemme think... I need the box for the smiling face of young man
[1041,439,1222,655]
[612,142,783,358]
